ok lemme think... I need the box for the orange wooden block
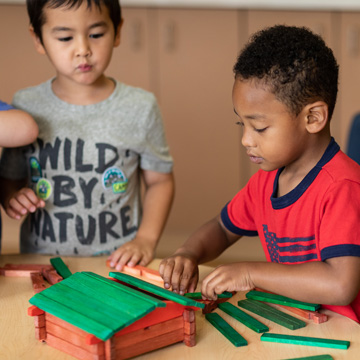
[46,321,104,355]
[46,313,91,337]
[183,309,195,322]
[2,263,53,271]
[34,314,45,328]
[42,268,63,285]
[183,333,196,347]
[105,337,116,360]
[184,320,196,335]
[0,268,38,277]
[30,272,47,293]
[115,328,185,359]
[35,326,47,341]
[46,333,105,360]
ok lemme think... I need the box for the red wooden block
[183,309,195,322]
[34,314,46,328]
[30,272,47,293]
[116,300,185,336]
[104,338,116,360]
[46,313,91,337]
[183,333,196,347]
[28,305,45,316]
[86,334,103,346]
[46,333,105,360]
[115,328,185,359]
[0,268,37,277]
[184,321,196,335]
[2,263,53,271]
[46,321,104,355]
[35,326,47,341]
[42,268,63,285]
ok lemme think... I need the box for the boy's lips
[78,64,92,71]
[247,152,263,164]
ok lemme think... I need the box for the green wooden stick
[205,312,248,347]
[218,302,269,333]
[238,299,306,330]
[261,333,350,350]
[184,291,233,300]
[246,290,320,311]
[109,272,205,309]
[284,355,333,360]
[50,257,72,279]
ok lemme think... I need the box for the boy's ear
[304,101,329,134]
[29,26,46,55]
[114,19,124,47]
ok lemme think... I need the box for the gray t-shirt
[0,79,173,256]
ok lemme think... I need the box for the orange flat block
[115,316,184,349]
[122,265,142,276]
[2,263,53,271]
[311,311,328,324]
[28,305,45,316]
[0,268,38,277]
[30,272,47,293]
[115,328,185,360]
[46,333,105,360]
[116,300,185,336]
[46,320,105,355]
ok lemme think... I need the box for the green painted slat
[218,302,269,333]
[246,290,320,311]
[184,291,233,300]
[109,272,205,309]
[50,257,72,279]
[43,282,139,330]
[71,272,165,311]
[205,312,248,347]
[261,333,350,349]
[238,299,306,330]
[284,355,333,360]
[29,293,114,341]
[37,282,135,330]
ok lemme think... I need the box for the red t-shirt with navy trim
[221,139,360,322]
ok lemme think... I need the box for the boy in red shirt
[159,25,360,322]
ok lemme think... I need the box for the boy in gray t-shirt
[0,0,174,270]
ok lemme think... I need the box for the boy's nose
[241,127,254,148]
[76,39,91,57]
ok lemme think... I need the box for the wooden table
[1,254,359,360]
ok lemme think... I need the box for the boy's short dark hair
[26,0,122,44]
[234,25,339,120]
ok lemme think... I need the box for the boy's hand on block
[159,251,199,295]
[106,237,155,271]
[5,187,45,220]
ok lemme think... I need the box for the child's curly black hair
[234,25,339,120]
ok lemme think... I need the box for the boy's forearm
[174,216,236,265]
[245,256,360,305]
[136,172,175,247]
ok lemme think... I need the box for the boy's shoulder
[13,80,50,104]
[115,81,156,104]
[324,149,360,184]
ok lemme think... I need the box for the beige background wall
[1,4,359,265]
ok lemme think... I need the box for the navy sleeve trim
[220,204,258,237]
[321,244,360,261]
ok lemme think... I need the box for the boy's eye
[255,127,268,133]
[58,37,73,42]
[90,33,104,39]
[235,121,244,127]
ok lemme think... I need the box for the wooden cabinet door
[154,9,247,238]
[338,13,360,150]
[107,7,153,92]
